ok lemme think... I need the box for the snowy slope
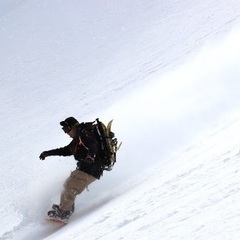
[1,0,240,239]
[43,116,240,240]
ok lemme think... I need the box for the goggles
[60,121,72,133]
[62,125,72,133]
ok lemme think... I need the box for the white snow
[1,0,240,239]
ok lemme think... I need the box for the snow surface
[1,0,240,239]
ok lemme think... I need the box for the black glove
[39,151,50,160]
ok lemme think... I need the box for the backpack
[84,118,121,171]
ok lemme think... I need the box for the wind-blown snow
[1,0,240,239]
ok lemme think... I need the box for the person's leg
[60,170,96,211]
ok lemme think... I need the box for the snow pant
[60,169,96,211]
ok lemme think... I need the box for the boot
[48,208,72,222]
[51,203,75,213]
[48,204,74,222]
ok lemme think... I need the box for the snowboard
[46,217,68,225]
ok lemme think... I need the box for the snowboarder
[39,117,104,223]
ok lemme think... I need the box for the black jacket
[47,124,104,179]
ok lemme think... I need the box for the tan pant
[60,170,96,211]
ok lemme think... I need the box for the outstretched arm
[39,145,72,160]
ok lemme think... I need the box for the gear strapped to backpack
[83,118,121,171]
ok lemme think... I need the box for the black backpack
[84,118,121,171]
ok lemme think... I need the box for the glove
[39,151,49,160]
[83,154,95,163]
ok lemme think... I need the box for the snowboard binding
[47,204,74,224]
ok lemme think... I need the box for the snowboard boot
[47,204,75,223]
[51,204,75,213]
